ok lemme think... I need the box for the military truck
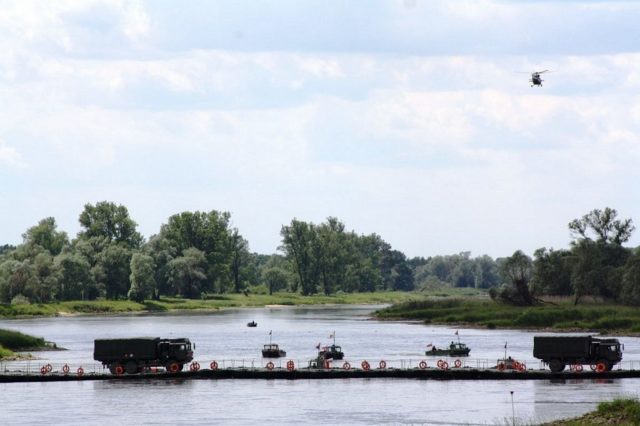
[94,337,194,374]
[533,335,623,373]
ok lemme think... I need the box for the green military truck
[533,335,623,373]
[94,337,194,375]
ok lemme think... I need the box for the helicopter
[528,70,550,87]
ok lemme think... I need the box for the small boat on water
[425,342,471,357]
[262,343,286,358]
[318,331,344,360]
[319,344,344,360]
[247,321,257,327]
[262,331,286,358]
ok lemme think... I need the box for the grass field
[376,298,640,333]
[547,398,640,425]
[0,291,435,318]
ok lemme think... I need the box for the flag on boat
[454,330,458,335]
[269,330,272,336]
[315,342,321,350]
[329,332,334,339]
[426,343,433,347]
[504,341,508,349]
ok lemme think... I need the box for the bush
[0,328,46,350]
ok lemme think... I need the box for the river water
[1,305,639,425]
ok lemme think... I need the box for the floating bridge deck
[2,362,640,383]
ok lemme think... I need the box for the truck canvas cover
[94,338,161,362]
[533,336,591,358]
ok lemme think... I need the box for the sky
[1,0,639,259]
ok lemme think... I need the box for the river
[1,305,639,425]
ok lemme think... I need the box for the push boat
[247,321,257,327]
[262,343,286,358]
[425,342,470,357]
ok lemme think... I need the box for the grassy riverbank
[546,398,640,425]
[0,328,52,360]
[376,298,640,333]
[0,291,437,318]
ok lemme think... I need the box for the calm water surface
[1,305,639,425]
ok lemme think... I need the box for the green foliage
[78,201,143,248]
[377,297,640,332]
[0,328,46,350]
[597,398,640,423]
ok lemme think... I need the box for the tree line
[0,203,639,305]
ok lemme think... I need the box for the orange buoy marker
[77,367,84,377]
[574,364,583,373]
[379,360,387,369]
[439,361,449,370]
[62,364,70,374]
[266,361,275,370]
[419,361,427,369]
[115,365,124,376]
[40,365,48,375]
[361,360,370,371]
[190,362,200,372]
[343,362,351,370]
[437,359,444,368]
[286,360,295,371]
[454,360,462,368]
[210,361,218,370]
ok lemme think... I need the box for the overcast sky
[1,0,639,258]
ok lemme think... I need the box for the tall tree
[78,201,143,248]
[22,217,69,255]
[498,250,534,305]
[229,229,250,293]
[128,253,156,302]
[569,207,635,245]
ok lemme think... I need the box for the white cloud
[0,140,25,169]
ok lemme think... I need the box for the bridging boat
[262,331,286,358]
[425,331,471,357]
[425,342,471,357]
[318,331,344,360]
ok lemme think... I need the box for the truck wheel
[125,361,139,374]
[109,363,125,375]
[549,359,565,373]
[166,361,180,373]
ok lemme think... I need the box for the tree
[531,248,572,296]
[55,253,96,300]
[22,217,69,255]
[156,210,233,293]
[497,250,535,305]
[261,267,290,295]
[95,244,133,299]
[280,219,318,295]
[78,201,143,248]
[128,253,156,302]
[621,252,640,305]
[165,248,208,298]
[229,229,250,293]
[569,207,635,245]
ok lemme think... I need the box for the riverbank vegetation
[0,328,51,359]
[1,203,639,327]
[375,298,640,332]
[547,397,640,425]
[0,291,428,318]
